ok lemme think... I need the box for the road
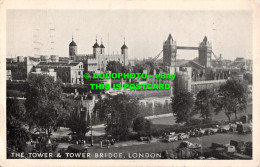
[86,133,251,159]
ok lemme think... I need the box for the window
[78,71,81,75]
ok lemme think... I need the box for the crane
[152,50,163,62]
[211,51,224,68]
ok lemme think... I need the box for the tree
[194,89,215,119]
[100,94,139,140]
[144,61,157,74]
[66,105,90,138]
[7,98,30,155]
[106,61,128,73]
[132,63,144,73]
[132,61,158,74]
[25,74,66,138]
[244,73,252,85]
[212,79,248,122]
[172,89,195,125]
[132,117,152,134]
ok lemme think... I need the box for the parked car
[176,147,199,159]
[245,142,252,156]
[179,141,201,149]
[237,124,252,134]
[169,132,175,136]
[230,140,246,153]
[65,144,88,159]
[198,129,206,135]
[204,128,217,135]
[103,135,116,145]
[161,149,177,159]
[139,136,152,142]
[164,135,178,143]
[178,133,189,140]
[218,125,230,133]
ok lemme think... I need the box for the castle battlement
[69,37,128,72]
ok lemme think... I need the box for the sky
[7,10,252,60]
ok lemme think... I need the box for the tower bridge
[162,34,214,68]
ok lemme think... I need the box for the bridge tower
[198,36,212,68]
[163,34,177,67]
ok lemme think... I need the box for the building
[173,67,192,93]
[198,36,212,68]
[6,60,27,80]
[33,61,84,84]
[163,34,177,67]
[31,68,57,81]
[69,37,128,72]
[6,70,12,80]
[163,34,212,68]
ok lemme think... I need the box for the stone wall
[191,79,227,94]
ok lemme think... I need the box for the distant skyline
[7,10,252,60]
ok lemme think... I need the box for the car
[237,124,252,134]
[245,142,252,156]
[164,135,178,143]
[177,133,189,140]
[169,132,175,136]
[204,128,217,135]
[139,136,151,142]
[199,129,206,135]
[179,141,201,149]
[218,125,230,133]
[65,144,88,159]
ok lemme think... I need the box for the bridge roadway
[177,46,199,50]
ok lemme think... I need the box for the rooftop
[37,62,81,67]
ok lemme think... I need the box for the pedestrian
[107,140,110,148]
[111,138,115,145]
[100,139,103,148]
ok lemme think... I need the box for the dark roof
[69,39,77,46]
[93,41,100,48]
[37,62,81,67]
[203,36,208,42]
[29,57,41,61]
[234,57,245,62]
[168,34,173,41]
[179,60,205,69]
[121,44,128,49]
[121,40,128,49]
[100,43,105,48]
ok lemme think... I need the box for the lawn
[150,104,252,126]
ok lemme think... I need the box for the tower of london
[69,37,128,73]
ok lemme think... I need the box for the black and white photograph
[1,0,259,166]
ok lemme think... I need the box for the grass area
[149,104,252,133]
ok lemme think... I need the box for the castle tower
[93,37,100,57]
[163,34,177,67]
[69,36,77,60]
[121,38,128,66]
[93,37,101,70]
[198,36,212,68]
[100,38,105,55]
